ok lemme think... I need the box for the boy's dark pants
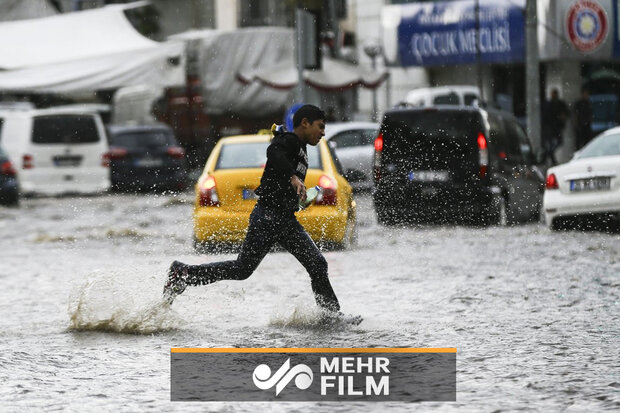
[185,203,340,312]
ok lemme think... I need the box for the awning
[236,56,388,92]
[0,2,184,93]
[169,27,387,116]
[381,0,525,67]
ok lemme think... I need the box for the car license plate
[242,188,258,200]
[135,158,163,167]
[570,177,611,192]
[53,155,82,167]
[408,170,450,182]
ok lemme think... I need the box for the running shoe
[163,260,187,304]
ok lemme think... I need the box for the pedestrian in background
[573,86,593,150]
[542,88,570,165]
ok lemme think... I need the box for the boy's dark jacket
[256,130,308,213]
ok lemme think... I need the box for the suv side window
[504,119,535,164]
[488,113,508,155]
[489,113,522,162]
[501,118,525,163]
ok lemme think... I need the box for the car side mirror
[328,141,337,149]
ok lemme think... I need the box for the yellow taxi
[193,132,356,251]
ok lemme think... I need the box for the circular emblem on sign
[566,0,608,53]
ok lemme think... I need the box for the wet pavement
[0,191,618,412]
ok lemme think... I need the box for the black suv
[373,105,544,225]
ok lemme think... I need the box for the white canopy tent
[170,27,387,116]
[0,2,184,93]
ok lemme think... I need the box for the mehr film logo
[253,356,390,396]
[170,347,457,402]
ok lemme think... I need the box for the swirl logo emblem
[252,358,313,396]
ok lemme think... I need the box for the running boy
[163,105,340,313]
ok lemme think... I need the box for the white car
[325,122,379,191]
[543,128,620,230]
[0,106,111,196]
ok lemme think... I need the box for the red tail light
[102,148,127,167]
[477,132,488,179]
[374,133,384,152]
[1,161,16,176]
[22,154,33,169]
[315,174,337,206]
[198,175,220,206]
[167,146,185,159]
[546,173,559,190]
[374,133,383,182]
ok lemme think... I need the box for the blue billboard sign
[397,0,525,67]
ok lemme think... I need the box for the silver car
[325,122,379,191]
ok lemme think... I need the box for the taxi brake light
[199,175,220,206]
[315,174,337,206]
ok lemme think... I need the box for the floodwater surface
[0,192,618,412]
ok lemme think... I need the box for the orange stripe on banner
[170,348,457,353]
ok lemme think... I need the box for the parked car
[193,132,356,251]
[0,106,110,196]
[543,128,620,231]
[403,85,481,107]
[0,147,19,206]
[106,123,188,192]
[373,105,544,225]
[325,122,379,191]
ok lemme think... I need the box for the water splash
[67,270,184,334]
[269,307,362,331]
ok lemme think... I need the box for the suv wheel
[486,194,507,226]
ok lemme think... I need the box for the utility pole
[295,8,308,103]
[525,0,541,152]
[364,43,382,122]
[328,0,341,58]
[475,0,483,100]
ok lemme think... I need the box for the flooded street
[0,191,618,412]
